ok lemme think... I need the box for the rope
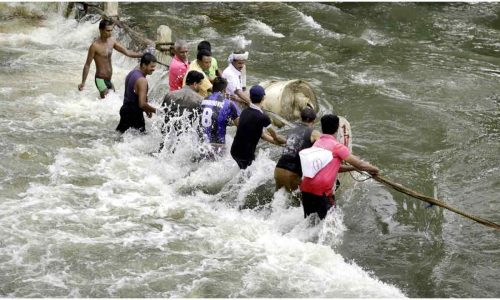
[354,170,500,231]
[155,42,175,46]
[348,170,371,182]
[155,61,169,69]
[263,109,296,129]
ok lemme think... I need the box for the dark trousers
[301,191,335,220]
[116,105,145,133]
[231,155,254,170]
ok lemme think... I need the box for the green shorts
[95,77,114,93]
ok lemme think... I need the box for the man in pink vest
[169,40,189,92]
[299,114,379,220]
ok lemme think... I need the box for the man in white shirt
[222,50,251,105]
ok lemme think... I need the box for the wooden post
[155,25,173,67]
[104,2,119,18]
[58,2,70,17]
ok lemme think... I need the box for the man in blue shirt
[199,77,240,159]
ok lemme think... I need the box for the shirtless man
[78,19,142,98]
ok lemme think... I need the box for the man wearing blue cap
[230,85,286,169]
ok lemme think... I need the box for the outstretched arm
[261,130,276,144]
[344,154,379,176]
[234,89,251,105]
[114,41,143,58]
[78,45,95,91]
[261,127,286,145]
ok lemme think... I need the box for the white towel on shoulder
[299,147,333,178]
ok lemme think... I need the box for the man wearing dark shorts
[116,53,158,133]
[274,107,321,192]
[230,85,285,169]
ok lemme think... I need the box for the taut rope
[354,170,500,230]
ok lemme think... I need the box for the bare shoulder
[89,41,98,50]
[312,129,321,137]
[91,40,106,51]
[135,76,148,86]
[109,37,119,47]
[112,38,125,48]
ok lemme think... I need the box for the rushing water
[0,2,499,298]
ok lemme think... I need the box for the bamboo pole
[359,172,500,230]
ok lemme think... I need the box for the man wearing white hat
[222,50,251,106]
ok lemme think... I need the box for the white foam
[0,87,13,96]
[239,234,404,297]
[351,72,411,101]
[246,19,285,38]
[351,72,386,86]
[198,27,221,40]
[0,15,94,50]
[297,11,322,30]
[360,29,392,46]
[229,35,252,50]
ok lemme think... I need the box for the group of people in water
[78,19,379,221]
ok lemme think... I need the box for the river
[0,2,499,297]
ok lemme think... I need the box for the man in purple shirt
[116,53,159,133]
